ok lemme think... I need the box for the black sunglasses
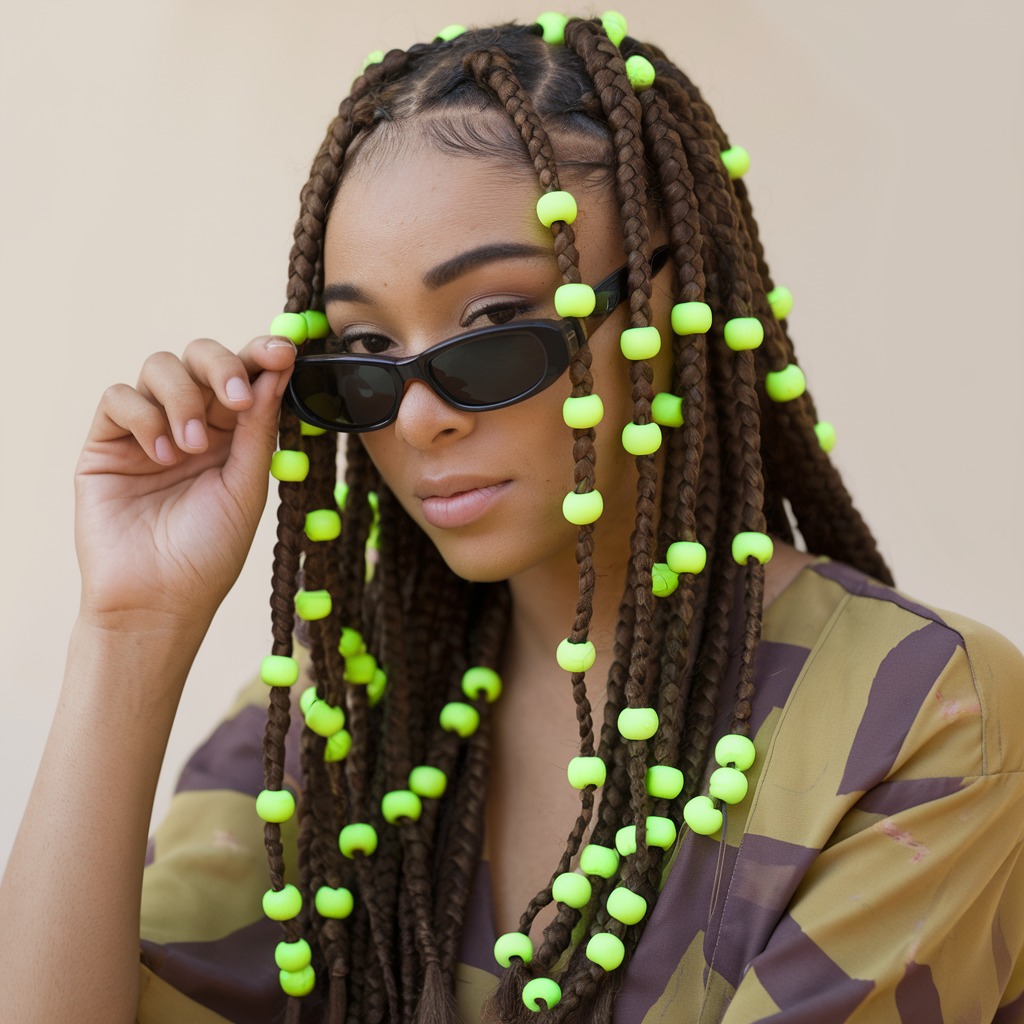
[284,246,671,433]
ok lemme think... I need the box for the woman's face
[322,137,673,583]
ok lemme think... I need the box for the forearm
[0,615,208,1024]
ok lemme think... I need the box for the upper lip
[414,475,510,500]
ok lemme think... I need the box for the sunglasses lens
[429,330,550,406]
[291,362,398,429]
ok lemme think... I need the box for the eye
[335,331,395,356]
[463,300,537,329]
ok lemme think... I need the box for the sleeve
[720,612,1024,1023]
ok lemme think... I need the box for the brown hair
[260,17,890,1024]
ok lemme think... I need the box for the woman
[2,14,1021,1024]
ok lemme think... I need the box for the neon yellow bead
[562,489,604,525]
[314,886,353,919]
[683,795,723,836]
[619,326,661,360]
[461,666,502,703]
[305,509,342,542]
[651,392,684,428]
[536,11,568,44]
[617,707,659,741]
[721,145,751,180]
[275,938,312,972]
[324,730,351,762]
[338,627,365,658]
[625,54,655,91]
[732,531,774,566]
[554,283,596,318]
[765,364,807,403]
[562,394,605,429]
[813,421,836,453]
[651,563,679,598]
[552,871,592,908]
[607,886,647,925]
[615,816,677,854]
[338,823,377,858]
[262,884,302,921]
[334,482,349,510]
[579,844,619,878]
[601,10,628,46]
[270,312,308,345]
[302,310,330,339]
[622,421,662,456]
[367,668,387,707]
[436,24,466,40]
[299,685,319,716]
[279,965,316,997]
[300,420,326,436]
[439,701,480,737]
[260,655,299,687]
[709,766,748,805]
[522,977,561,1011]
[409,765,447,799]
[715,734,756,771]
[305,700,344,738]
[671,301,713,336]
[767,286,794,321]
[362,49,384,70]
[536,190,578,228]
[567,755,606,789]
[256,789,295,823]
[645,765,684,799]
[345,652,377,684]
[666,540,707,575]
[382,789,422,824]
[270,450,309,482]
[295,590,332,621]
[494,931,534,967]
[586,932,625,971]
[723,317,764,351]
[556,638,596,673]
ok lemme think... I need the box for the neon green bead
[409,765,447,799]
[616,825,638,856]
[723,317,764,351]
[536,190,578,228]
[461,666,502,703]
[494,931,534,967]
[314,885,353,919]
[279,965,316,997]
[300,420,326,436]
[338,627,365,658]
[666,541,707,575]
[732,531,774,565]
[295,589,331,621]
[567,755,606,789]
[562,489,604,525]
[522,977,561,1011]
[715,734,756,771]
[556,638,596,673]
[625,54,655,91]
[367,668,387,707]
[617,707,659,741]
[344,652,377,684]
[362,49,384,70]
[439,701,480,737]
[382,789,422,824]
[601,10,628,46]
[586,932,625,971]
[554,283,596,318]
[260,655,299,687]
[552,871,592,908]
[616,819,675,854]
[299,685,319,716]
[622,421,662,456]
[721,145,751,180]
[619,326,661,360]
[305,509,342,542]
[338,823,377,858]
[367,490,379,514]
[562,394,604,429]
[302,309,330,339]
[436,24,466,40]
[324,729,351,762]
[334,482,349,510]
[536,11,568,44]
[270,450,309,483]
[305,700,344,738]
[580,844,619,878]
[683,795,723,836]
[709,766,749,805]
[651,392,684,428]
[671,301,713,336]
[815,421,837,453]
[262,884,302,921]
[275,938,312,972]
[256,789,295,823]
[767,286,794,321]
[765,364,807,403]
[607,886,648,925]
[645,765,684,800]
[651,562,679,598]
[270,312,308,345]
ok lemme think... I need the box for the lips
[417,477,511,529]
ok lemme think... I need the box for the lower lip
[420,482,511,529]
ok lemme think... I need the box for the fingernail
[184,419,206,448]
[226,376,250,402]
[155,436,175,463]
[267,338,295,351]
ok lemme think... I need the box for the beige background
[1,0,1021,873]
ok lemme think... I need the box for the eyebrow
[323,241,552,306]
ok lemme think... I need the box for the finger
[135,351,214,454]
[90,383,178,465]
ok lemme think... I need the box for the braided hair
[259,17,891,1024]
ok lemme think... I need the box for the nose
[392,379,475,449]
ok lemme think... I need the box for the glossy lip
[417,476,512,529]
